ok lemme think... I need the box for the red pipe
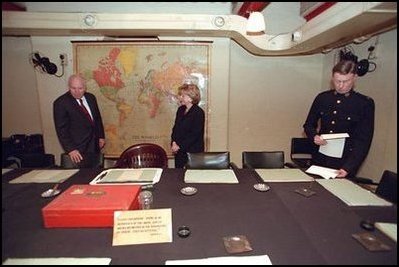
[2,2,26,11]
[238,2,270,18]
[304,2,336,21]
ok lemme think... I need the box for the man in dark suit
[53,74,105,164]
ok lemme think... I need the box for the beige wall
[229,43,323,166]
[2,29,397,181]
[2,37,42,136]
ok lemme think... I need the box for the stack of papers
[319,133,349,158]
[90,168,162,185]
[375,223,397,242]
[2,257,111,265]
[317,179,392,206]
[255,168,314,182]
[165,255,272,265]
[9,169,78,184]
[2,168,13,175]
[306,165,338,179]
[184,169,239,184]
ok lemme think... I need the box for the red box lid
[42,184,141,228]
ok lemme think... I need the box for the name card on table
[113,208,172,246]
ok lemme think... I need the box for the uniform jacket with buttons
[303,89,374,175]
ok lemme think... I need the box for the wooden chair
[186,152,236,169]
[242,151,285,169]
[114,143,168,168]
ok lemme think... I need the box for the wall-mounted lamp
[246,12,265,36]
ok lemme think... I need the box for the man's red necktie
[78,99,94,125]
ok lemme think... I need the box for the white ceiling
[4,2,397,55]
[13,2,305,35]
[16,2,234,14]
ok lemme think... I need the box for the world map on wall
[74,42,209,157]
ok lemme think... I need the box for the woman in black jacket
[171,84,205,168]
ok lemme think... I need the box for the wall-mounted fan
[30,52,66,77]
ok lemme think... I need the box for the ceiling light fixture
[246,12,265,36]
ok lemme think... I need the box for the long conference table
[2,168,397,265]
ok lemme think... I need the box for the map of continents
[76,43,209,157]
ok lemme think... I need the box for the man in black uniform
[303,60,374,178]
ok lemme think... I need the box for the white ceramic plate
[180,186,198,196]
[253,183,270,192]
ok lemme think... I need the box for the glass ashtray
[253,183,270,192]
[180,186,198,196]
[41,189,61,198]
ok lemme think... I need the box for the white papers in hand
[306,165,338,179]
[319,133,349,158]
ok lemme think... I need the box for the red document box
[42,184,141,228]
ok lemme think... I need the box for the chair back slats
[115,143,168,168]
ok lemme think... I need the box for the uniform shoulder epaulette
[353,91,374,102]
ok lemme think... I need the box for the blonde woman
[171,84,205,168]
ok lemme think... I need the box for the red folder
[42,184,141,228]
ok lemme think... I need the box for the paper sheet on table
[90,168,162,185]
[255,168,314,182]
[184,169,239,184]
[2,257,111,265]
[165,255,272,265]
[317,179,392,206]
[306,165,338,179]
[9,169,78,184]
[375,223,397,242]
[2,168,13,175]
[319,133,349,158]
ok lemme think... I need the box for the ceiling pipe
[237,2,269,18]
[1,2,26,11]
[303,2,336,21]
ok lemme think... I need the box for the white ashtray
[41,189,61,198]
[180,186,198,196]
[253,183,270,192]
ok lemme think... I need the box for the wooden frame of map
[73,41,210,158]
